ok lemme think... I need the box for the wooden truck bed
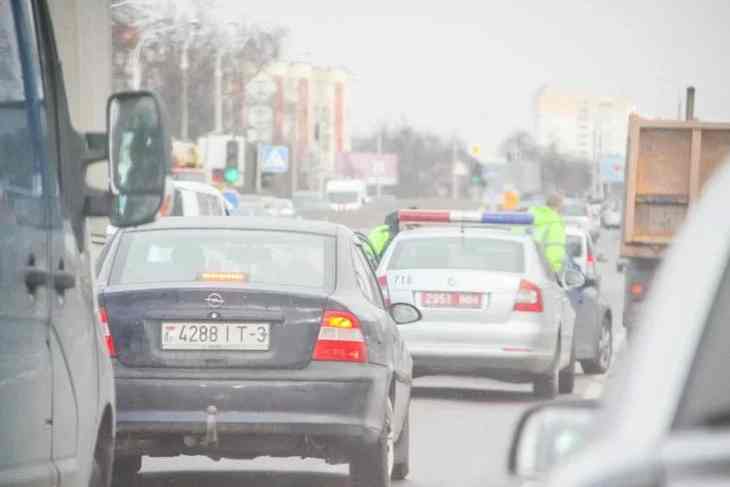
[622,115,730,258]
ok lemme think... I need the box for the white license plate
[161,322,270,351]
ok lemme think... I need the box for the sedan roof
[122,216,342,236]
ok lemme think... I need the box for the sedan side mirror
[107,91,169,228]
[509,401,598,478]
[389,303,422,325]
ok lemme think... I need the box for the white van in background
[326,179,369,211]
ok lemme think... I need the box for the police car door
[0,1,54,484]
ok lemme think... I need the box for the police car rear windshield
[388,237,525,273]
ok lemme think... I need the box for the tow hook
[201,405,219,447]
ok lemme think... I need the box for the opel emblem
[205,293,224,308]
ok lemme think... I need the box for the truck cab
[0,1,168,485]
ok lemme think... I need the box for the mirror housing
[561,269,586,289]
[509,400,598,478]
[107,91,169,228]
[389,303,422,325]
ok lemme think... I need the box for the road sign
[245,75,277,102]
[259,144,289,174]
[452,161,468,176]
[470,144,481,158]
[248,106,274,129]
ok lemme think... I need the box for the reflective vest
[529,206,566,273]
[368,225,391,257]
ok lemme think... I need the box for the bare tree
[111,0,287,139]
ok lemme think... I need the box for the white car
[376,212,582,398]
[563,199,601,243]
[565,225,605,277]
[107,180,227,238]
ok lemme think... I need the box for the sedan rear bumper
[113,361,390,459]
[401,319,559,382]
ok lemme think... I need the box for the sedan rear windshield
[111,229,336,290]
[388,237,525,273]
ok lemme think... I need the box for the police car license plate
[420,292,483,308]
[161,322,270,351]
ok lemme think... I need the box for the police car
[376,210,584,398]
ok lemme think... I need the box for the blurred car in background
[293,190,329,212]
[266,197,298,218]
[601,201,622,229]
[565,226,613,375]
[106,179,227,239]
[562,199,600,243]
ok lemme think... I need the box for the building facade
[245,62,351,191]
[534,86,634,162]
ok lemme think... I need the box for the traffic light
[470,162,485,186]
[224,140,240,184]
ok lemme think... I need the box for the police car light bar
[397,210,533,225]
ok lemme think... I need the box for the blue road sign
[259,144,289,174]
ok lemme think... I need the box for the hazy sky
[230,0,730,158]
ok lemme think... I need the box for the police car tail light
[313,310,368,363]
[98,306,117,357]
[377,275,391,306]
[514,279,543,313]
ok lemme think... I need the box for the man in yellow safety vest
[529,193,567,273]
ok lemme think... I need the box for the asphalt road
[133,228,626,487]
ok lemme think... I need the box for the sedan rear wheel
[580,317,613,375]
[350,400,393,487]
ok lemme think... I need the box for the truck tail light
[630,282,645,301]
[514,279,544,313]
[312,310,368,363]
[98,307,117,357]
[377,275,391,306]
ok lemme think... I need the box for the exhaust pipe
[202,405,219,447]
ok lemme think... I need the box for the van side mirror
[107,91,169,228]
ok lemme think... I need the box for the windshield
[111,229,335,290]
[327,191,360,204]
[388,237,525,273]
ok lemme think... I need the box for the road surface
[132,228,625,487]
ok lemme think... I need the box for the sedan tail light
[98,306,117,357]
[312,310,368,363]
[514,279,543,313]
[377,275,391,306]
